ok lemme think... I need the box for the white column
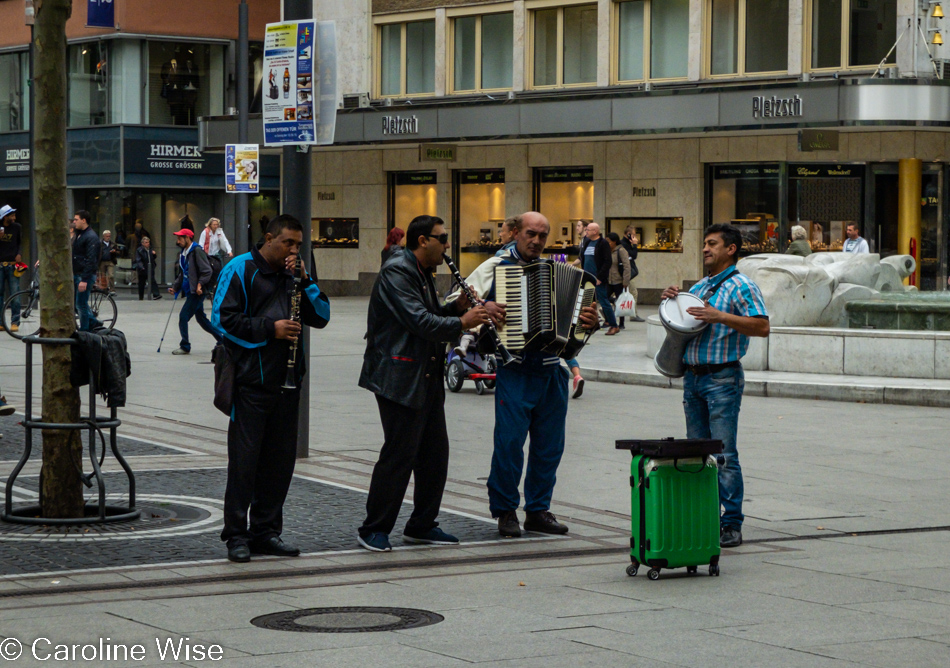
[896,0,918,77]
[435,7,447,96]
[513,1,526,91]
[688,0,703,81]
[597,0,611,86]
[788,0,803,76]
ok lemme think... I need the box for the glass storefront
[388,171,438,233]
[454,170,506,276]
[147,41,225,126]
[789,163,865,252]
[0,52,29,132]
[607,217,684,252]
[534,167,594,254]
[709,164,781,254]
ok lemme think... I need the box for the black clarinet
[281,254,303,390]
[442,253,513,366]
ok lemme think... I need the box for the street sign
[225,144,260,193]
[262,20,336,146]
[86,0,114,28]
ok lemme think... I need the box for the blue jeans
[595,284,618,328]
[683,366,745,530]
[178,293,222,352]
[488,360,568,516]
[0,264,20,325]
[74,275,99,331]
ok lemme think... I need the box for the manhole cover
[250,607,444,633]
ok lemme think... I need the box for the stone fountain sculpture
[736,253,916,327]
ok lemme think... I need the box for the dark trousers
[608,283,625,327]
[360,379,449,538]
[179,292,221,351]
[221,385,300,546]
[595,284,619,328]
[137,268,159,299]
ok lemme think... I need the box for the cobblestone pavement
[0,468,538,575]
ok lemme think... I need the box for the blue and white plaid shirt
[685,267,768,365]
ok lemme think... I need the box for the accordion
[495,260,597,360]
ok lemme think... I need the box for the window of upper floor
[376,14,437,98]
[68,42,115,127]
[612,0,690,84]
[147,41,225,126]
[0,51,29,132]
[808,0,896,71]
[530,2,598,88]
[451,11,515,93]
[706,0,790,77]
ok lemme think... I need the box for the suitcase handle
[672,458,707,474]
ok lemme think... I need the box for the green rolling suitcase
[616,438,723,580]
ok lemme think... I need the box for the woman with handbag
[606,233,633,329]
[620,227,645,323]
[198,217,233,261]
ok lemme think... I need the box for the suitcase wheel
[709,564,720,577]
[686,566,698,575]
[647,569,661,581]
[625,564,639,577]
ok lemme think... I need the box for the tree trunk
[34,0,82,518]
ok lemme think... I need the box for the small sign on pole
[25,0,34,25]
[225,144,260,193]
[86,0,115,28]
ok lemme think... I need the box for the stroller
[445,330,497,395]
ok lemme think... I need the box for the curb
[584,368,950,408]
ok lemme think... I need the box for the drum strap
[702,268,738,301]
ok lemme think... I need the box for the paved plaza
[0,296,947,666]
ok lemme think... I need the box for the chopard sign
[382,116,419,135]
[752,94,803,119]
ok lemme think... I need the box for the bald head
[514,211,550,260]
[586,222,601,240]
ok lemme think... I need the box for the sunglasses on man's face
[427,233,449,245]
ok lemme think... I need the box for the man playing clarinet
[462,211,598,538]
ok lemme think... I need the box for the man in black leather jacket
[357,215,489,552]
[72,210,103,331]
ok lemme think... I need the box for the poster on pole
[225,144,260,193]
[262,20,337,146]
[86,0,115,28]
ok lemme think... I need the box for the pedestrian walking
[71,210,102,332]
[620,226,644,322]
[583,223,620,336]
[357,215,490,552]
[211,214,331,563]
[0,205,22,332]
[198,217,233,261]
[168,228,221,355]
[98,230,119,294]
[380,227,404,266]
[134,236,162,300]
[606,232,631,329]
[460,211,598,538]
[660,223,770,549]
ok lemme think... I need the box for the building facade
[0,0,281,282]
[220,0,943,299]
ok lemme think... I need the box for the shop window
[808,0,896,70]
[313,218,359,249]
[534,167,594,254]
[789,163,865,252]
[147,42,225,126]
[377,19,436,97]
[455,170,506,276]
[710,164,781,255]
[0,51,29,132]
[708,0,789,76]
[532,4,598,88]
[389,171,438,234]
[607,218,684,252]
[68,42,112,127]
[452,13,514,93]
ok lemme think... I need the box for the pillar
[897,158,922,287]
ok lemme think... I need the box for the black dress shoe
[227,544,251,563]
[524,511,569,535]
[249,536,301,557]
[497,510,521,538]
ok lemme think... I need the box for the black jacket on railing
[72,226,101,283]
[359,250,464,410]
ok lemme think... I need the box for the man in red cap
[169,227,221,355]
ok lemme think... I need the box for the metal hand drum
[654,293,708,378]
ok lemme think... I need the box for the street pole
[234,0,249,256]
[283,0,313,458]
[28,25,37,265]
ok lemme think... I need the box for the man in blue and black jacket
[71,210,102,331]
[211,214,330,563]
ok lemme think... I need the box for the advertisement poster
[262,20,337,146]
[225,144,260,193]
[263,21,317,145]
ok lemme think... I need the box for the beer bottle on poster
[283,68,290,99]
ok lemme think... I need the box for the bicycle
[3,263,118,339]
